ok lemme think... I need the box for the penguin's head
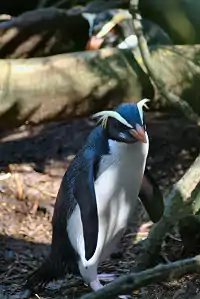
[84,9,134,50]
[92,99,149,144]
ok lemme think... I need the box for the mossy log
[0,45,200,130]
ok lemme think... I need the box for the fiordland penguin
[25,99,164,294]
[84,9,172,51]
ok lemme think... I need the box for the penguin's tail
[25,251,68,292]
[24,226,76,292]
[25,255,63,291]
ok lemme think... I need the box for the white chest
[94,136,149,248]
[67,135,149,267]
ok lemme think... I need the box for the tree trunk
[139,0,200,44]
[0,45,200,130]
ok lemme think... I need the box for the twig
[129,0,200,126]
[81,254,200,299]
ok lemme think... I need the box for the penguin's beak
[129,124,147,143]
[86,36,104,50]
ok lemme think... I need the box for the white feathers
[117,34,138,49]
[137,98,150,124]
[92,110,133,129]
[96,10,132,39]
[137,98,150,110]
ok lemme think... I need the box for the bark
[80,254,200,299]
[135,154,200,271]
[0,48,153,131]
[0,8,90,58]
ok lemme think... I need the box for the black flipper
[25,186,79,292]
[74,129,109,261]
[139,167,164,223]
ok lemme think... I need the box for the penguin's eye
[113,119,130,131]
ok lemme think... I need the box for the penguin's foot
[98,273,116,282]
[89,279,104,291]
[95,275,131,299]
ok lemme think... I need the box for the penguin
[84,9,172,51]
[25,99,164,295]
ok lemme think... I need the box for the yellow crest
[92,110,133,129]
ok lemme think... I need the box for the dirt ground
[0,110,199,299]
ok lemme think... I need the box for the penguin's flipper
[139,168,164,223]
[74,148,101,261]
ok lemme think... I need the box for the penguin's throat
[108,133,149,159]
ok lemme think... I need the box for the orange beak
[86,36,104,51]
[129,124,147,143]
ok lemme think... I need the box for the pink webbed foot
[98,273,116,282]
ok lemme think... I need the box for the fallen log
[0,48,153,131]
[0,45,200,130]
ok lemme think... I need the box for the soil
[0,111,199,299]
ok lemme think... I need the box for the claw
[98,273,116,282]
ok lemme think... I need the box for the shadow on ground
[0,111,199,298]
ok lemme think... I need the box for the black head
[92,100,149,144]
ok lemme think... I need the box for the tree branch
[130,0,200,126]
[81,254,200,299]
[135,154,200,270]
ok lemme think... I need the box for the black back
[53,126,109,261]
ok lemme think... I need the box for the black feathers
[25,127,109,291]
[139,168,164,223]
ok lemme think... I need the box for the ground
[0,110,199,299]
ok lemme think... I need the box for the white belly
[67,135,149,270]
